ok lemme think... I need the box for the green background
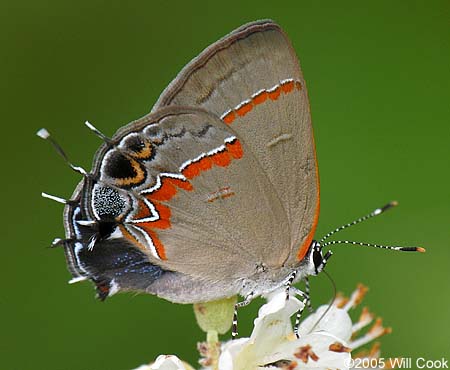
[1,1,449,369]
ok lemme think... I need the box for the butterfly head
[305,240,332,277]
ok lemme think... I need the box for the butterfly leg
[285,270,297,300]
[293,298,307,338]
[232,292,254,339]
[289,287,309,338]
[305,277,313,312]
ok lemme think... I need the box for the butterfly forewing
[153,20,319,264]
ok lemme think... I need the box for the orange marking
[268,86,281,100]
[222,111,236,125]
[207,191,235,203]
[134,199,151,220]
[153,202,171,221]
[139,219,170,230]
[147,230,167,260]
[226,140,243,159]
[182,162,201,179]
[297,122,320,261]
[114,158,146,187]
[207,186,235,203]
[252,90,268,105]
[130,140,153,159]
[136,202,171,232]
[223,80,301,125]
[236,101,253,116]
[167,177,193,191]
[281,80,295,93]
[211,151,231,167]
[133,137,244,261]
[148,179,177,201]
[119,225,147,252]
[197,156,213,171]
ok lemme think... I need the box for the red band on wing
[211,151,231,167]
[223,111,236,124]
[131,138,243,261]
[268,86,282,100]
[221,79,302,125]
[147,230,167,260]
[236,102,253,116]
[226,140,243,159]
[252,91,268,105]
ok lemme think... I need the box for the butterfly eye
[313,250,323,271]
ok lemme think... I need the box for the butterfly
[39,20,423,337]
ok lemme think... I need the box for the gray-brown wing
[90,106,290,286]
[152,20,319,264]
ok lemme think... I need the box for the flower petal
[276,332,351,369]
[297,305,353,342]
[135,355,187,370]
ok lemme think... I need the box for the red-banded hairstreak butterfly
[38,20,424,337]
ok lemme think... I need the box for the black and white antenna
[319,201,425,253]
[320,201,398,243]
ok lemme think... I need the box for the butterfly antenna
[322,240,425,253]
[84,121,113,144]
[319,201,399,243]
[36,128,89,177]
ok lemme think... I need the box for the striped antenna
[36,128,88,176]
[321,240,426,253]
[85,121,112,143]
[319,201,398,243]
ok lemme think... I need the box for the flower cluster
[135,285,395,370]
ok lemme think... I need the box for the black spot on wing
[104,151,136,179]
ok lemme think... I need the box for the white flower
[135,285,393,370]
[218,291,351,370]
[133,355,194,370]
[216,284,392,370]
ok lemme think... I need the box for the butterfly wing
[72,106,290,302]
[153,20,319,264]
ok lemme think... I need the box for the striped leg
[232,292,254,339]
[285,270,297,300]
[290,287,309,338]
[294,296,308,338]
[305,277,313,312]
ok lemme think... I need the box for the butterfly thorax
[239,252,315,299]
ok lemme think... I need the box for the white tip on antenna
[51,238,63,246]
[36,128,50,139]
[69,276,88,284]
[41,192,68,204]
[85,120,110,142]
[84,120,96,131]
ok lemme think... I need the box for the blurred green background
[1,0,449,369]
